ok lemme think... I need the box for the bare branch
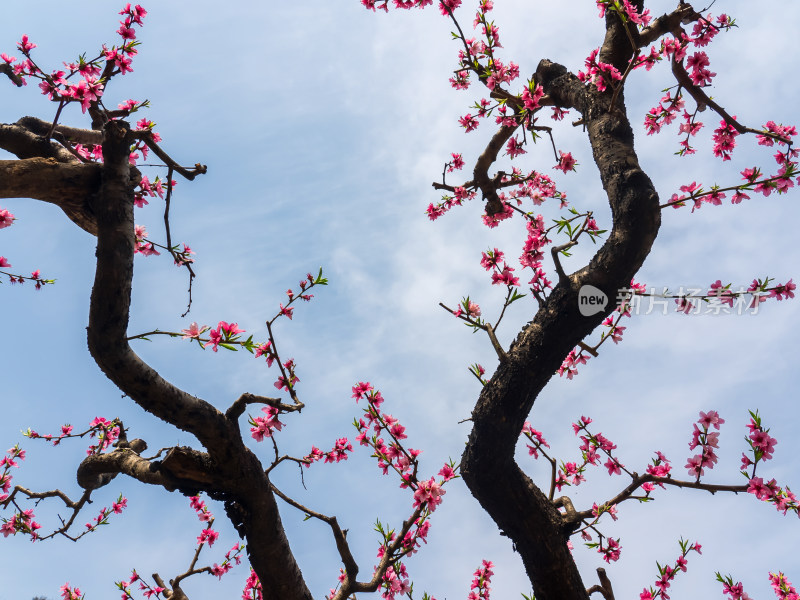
[572,473,749,522]
[271,483,360,585]
[226,392,302,421]
[136,131,207,180]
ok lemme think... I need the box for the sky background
[1,1,798,599]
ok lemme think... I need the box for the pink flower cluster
[352,383,421,481]
[468,560,494,600]
[207,321,244,351]
[304,437,353,466]
[133,225,160,256]
[248,406,284,442]
[85,417,121,455]
[452,297,482,320]
[595,0,650,27]
[558,279,640,379]
[595,537,621,564]
[59,583,84,600]
[350,381,457,582]
[4,4,146,114]
[480,247,520,288]
[0,446,24,505]
[189,495,214,523]
[426,184,476,221]
[553,151,577,173]
[768,573,799,600]
[171,272,323,397]
[0,508,41,540]
[577,48,622,93]
[521,421,550,459]
[0,208,14,229]
[741,412,797,517]
[197,527,219,547]
[25,420,121,455]
[540,416,625,495]
[558,347,588,380]
[718,572,798,600]
[134,173,172,208]
[639,539,702,600]
[242,568,263,600]
[0,449,40,540]
[669,150,799,210]
[711,118,738,161]
[379,563,411,600]
[210,543,245,579]
[644,91,684,135]
[685,51,715,86]
[643,451,672,492]
[685,410,725,479]
[121,570,165,600]
[84,493,127,532]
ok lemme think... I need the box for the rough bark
[0,157,101,234]
[460,10,661,600]
[0,108,316,598]
[81,120,313,600]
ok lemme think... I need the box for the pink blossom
[197,527,219,546]
[505,136,526,158]
[413,477,445,511]
[438,0,462,15]
[600,538,621,563]
[181,322,205,339]
[459,113,479,132]
[480,248,504,271]
[747,477,774,501]
[604,458,623,475]
[0,209,14,229]
[352,381,373,400]
[112,497,127,514]
[18,35,36,53]
[203,326,222,352]
[219,321,244,336]
[554,151,577,173]
[698,410,725,430]
[249,406,284,441]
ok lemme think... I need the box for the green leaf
[508,290,527,305]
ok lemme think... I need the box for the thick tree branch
[0,157,100,234]
[15,116,105,146]
[461,56,661,600]
[77,447,175,491]
[638,4,701,47]
[474,124,517,215]
[0,120,77,163]
[85,121,235,452]
[83,120,313,600]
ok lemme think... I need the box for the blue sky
[1,1,798,599]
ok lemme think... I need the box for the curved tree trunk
[460,11,662,600]
[85,120,314,600]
